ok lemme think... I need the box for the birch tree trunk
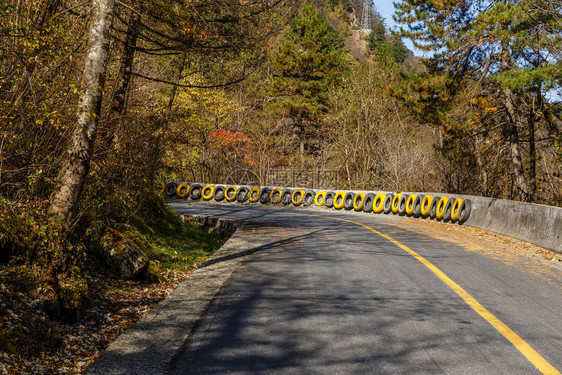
[48,0,115,227]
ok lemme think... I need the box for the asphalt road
[167,201,561,375]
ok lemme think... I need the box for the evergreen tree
[395,0,561,201]
[367,20,411,63]
[267,3,349,159]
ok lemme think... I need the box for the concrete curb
[85,219,268,375]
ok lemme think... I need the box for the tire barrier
[405,194,417,216]
[442,198,453,222]
[353,193,365,211]
[398,194,408,216]
[314,191,327,206]
[344,192,355,210]
[201,185,214,201]
[412,195,424,218]
[457,199,472,224]
[237,186,250,203]
[165,181,179,197]
[436,197,449,220]
[259,188,271,204]
[225,186,238,202]
[391,193,402,214]
[383,194,394,214]
[292,189,305,206]
[325,191,336,208]
[303,190,315,206]
[281,189,293,205]
[333,192,346,210]
[189,183,202,200]
[176,183,190,199]
[363,193,375,213]
[430,196,440,219]
[161,182,474,226]
[421,195,434,217]
[373,193,386,214]
[248,187,261,203]
[214,185,226,202]
[270,188,283,204]
[451,198,463,221]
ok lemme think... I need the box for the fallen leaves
[0,261,195,374]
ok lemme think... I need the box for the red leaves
[208,130,253,153]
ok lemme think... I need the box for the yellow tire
[391,193,403,213]
[436,197,449,219]
[451,198,463,221]
[420,195,434,217]
[225,186,238,202]
[201,185,215,200]
[270,188,283,204]
[373,193,386,213]
[292,189,305,205]
[353,193,366,211]
[314,191,327,206]
[176,183,190,198]
[248,187,261,202]
[159,182,165,194]
[333,192,346,210]
[406,194,417,216]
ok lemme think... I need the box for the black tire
[442,199,453,221]
[429,196,441,219]
[383,194,394,214]
[325,191,336,208]
[214,185,226,202]
[303,190,315,206]
[281,189,293,205]
[165,182,179,197]
[413,195,424,218]
[189,183,202,200]
[344,192,355,210]
[458,199,472,224]
[363,193,375,212]
[270,189,282,204]
[398,194,409,216]
[237,186,250,203]
[259,188,271,204]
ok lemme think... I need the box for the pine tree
[268,3,349,159]
[395,0,561,201]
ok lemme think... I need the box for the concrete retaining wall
[461,195,562,253]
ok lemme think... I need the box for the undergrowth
[0,192,229,363]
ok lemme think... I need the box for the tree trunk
[504,88,529,201]
[48,0,115,227]
[110,10,141,116]
[528,94,537,202]
[501,42,529,201]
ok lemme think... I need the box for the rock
[98,228,150,279]
[183,215,236,236]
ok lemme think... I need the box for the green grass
[127,201,229,273]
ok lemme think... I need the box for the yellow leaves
[175,74,242,132]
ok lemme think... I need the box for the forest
[0,0,560,372]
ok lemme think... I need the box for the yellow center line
[184,203,560,374]
[299,211,560,375]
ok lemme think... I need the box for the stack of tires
[160,181,471,225]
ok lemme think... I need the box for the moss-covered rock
[98,228,150,279]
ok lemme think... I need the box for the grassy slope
[0,197,230,373]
